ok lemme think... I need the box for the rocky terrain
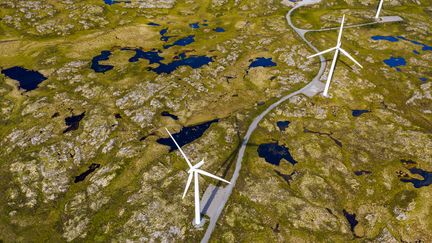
[211,0,432,242]
[0,0,431,242]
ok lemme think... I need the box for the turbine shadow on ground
[201,132,241,216]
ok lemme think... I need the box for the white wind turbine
[165,128,230,226]
[307,15,363,97]
[375,0,384,19]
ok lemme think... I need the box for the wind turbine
[307,15,363,97]
[165,128,230,226]
[375,0,384,19]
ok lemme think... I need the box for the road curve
[200,1,403,241]
[200,1,326,242]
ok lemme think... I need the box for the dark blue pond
[214,27,225,32]
[148,22,160,26]
[91,50,114,73]
[249,57,277,68]
[152,54,212,74]
[401,167,432,188]
[384,56,406,70]
[1,66,47,91]
[157,119,219,152]
[257,143,297,166]
[104,0,128,5]
[371,35,432,53]
[276,121,290,131]
[159,28,172,42]
[121,47,212,74]
[104,0,115,4]
[74,163,100,183]
[413,50,420,55]
[190,23,200,29]
[160,28,168,35]
[126,48,164,64]
[161,111,179,120]
[420,77,428,83]
[371,36,399,42]
[164,35,195,49]
[63,112,85,134]
[343,209,358,232]
[352,110,370,117]
[398,36,432,51]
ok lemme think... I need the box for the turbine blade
[182,172,193,199]
[196,169,231,184]
[192,160,205,170]
[165,128,193,168]
[307,47,337,59]
[339,48,363,68]
[337,15,345,45]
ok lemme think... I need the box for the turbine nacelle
[188,160,205,173]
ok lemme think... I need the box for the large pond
[164,35,195,49]
[157,119,219,151]
[63,112,86,134]
[257,142,297,166]
[1,66,47,91]
[249,57,277,69]
[401,167,432,188]
[91,50,114,73]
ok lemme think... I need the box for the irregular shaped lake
[164,35,195,49]
[343,209,358,233]
[74,163,100,183]
[159,28,172,42]
[122,49,212,74]
[384,56,406,71]
[1,66,47,91]
[401,167,432,188]
[157,119,219,152]
[371,35,399,42]
[249,57,276,69]
[372,35,432,52]
[63,112,85,134]
[257,142,297,166]
[152,54,212,74]
[276,121,290,131]
[398,36,432,51]
[124,48,164,64]
[91,50,114,73]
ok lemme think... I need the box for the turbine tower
[375,0,384,19]
[307,15,363,97]
[165,128,230,226]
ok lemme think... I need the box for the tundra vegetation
[0,0,431,242]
